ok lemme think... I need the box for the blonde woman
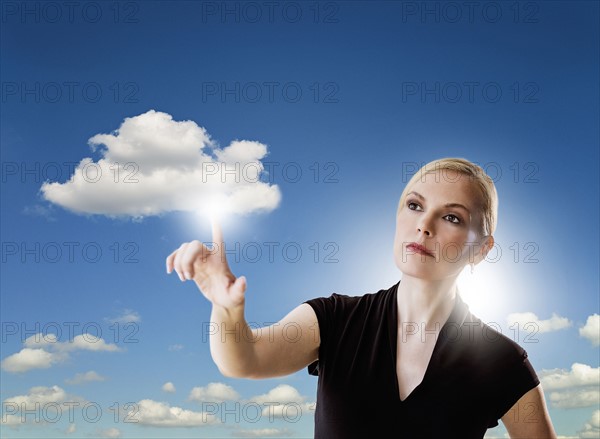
[167,157,557,438]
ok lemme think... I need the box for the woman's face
[393,170,490,281]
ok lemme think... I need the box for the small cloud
[24,333,58,348]
[249,384,314,418]
[61,334,121,352]
[2,385,86,422]
[579,314,600,347]
[99,427,121,438]
[132,399,218,427]
[1,333,121,373]
[232,428,293,437]
[3,385,68,406]
[168,344,184,352]
[540,363,600,390]
[105,309,141,324]
[506,312,571,334]
[162,382,176,393]
[189,382,240,403]
[577,409,600,438]
[65,370,106,385]
[22,204,57,221]
[1,348,59,373]
[540,363,600,409]
[548,388,600,409]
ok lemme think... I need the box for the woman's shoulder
[305,281,399,310]
[455,311,531,366]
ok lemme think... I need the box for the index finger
[211,215,224,250]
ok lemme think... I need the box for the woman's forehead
[408,171,479,202]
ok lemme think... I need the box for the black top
[305,280,540,439]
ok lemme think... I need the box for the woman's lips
[406,243,434,257]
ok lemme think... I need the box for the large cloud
[41,110,281,218]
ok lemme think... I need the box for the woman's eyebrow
[407,191,471,214]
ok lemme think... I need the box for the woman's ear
[473,235,494,266]
[480,235,494,261]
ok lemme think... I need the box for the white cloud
[162,382,176,393]
[249,384,313,418]
[3,385,68,407]
[231,428,292,437]
[540,363,600,409]
[99,427,121,438]
[168,344,184,351]
[2,385,86,427]
[506,312,572,334]
[540,363,600,390]
[23,333,58,348]
[41,110,281,219]
[578,410,600,438]
[132,399,218,427]
[105,309,141,324]
[22,204,57,221]
[64,334,121,352]
[548,389,600,409]
[0,348,59,373]
[1,333,121,373]
[22,332,121,353]
[579,314,600,347]
[250,384,305,405]
[65,370,106,385]
[1,414,22,428]
[189,382,240,402]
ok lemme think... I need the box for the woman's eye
[445,214,461,224]
[407,200,461,225]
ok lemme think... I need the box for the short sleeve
[303,294,343,376]
[487,350,541,427]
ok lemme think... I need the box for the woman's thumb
[232,275,247,295]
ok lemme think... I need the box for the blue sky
[1,1,598,438]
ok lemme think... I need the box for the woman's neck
[396,275,458,330]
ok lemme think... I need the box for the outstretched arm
[166,219,320,379]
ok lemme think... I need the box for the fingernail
[184,272,192,280]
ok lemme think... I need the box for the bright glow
[457,264,506,322]
[197,193,232,222]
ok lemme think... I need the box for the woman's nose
[417,227,431,236]
[417,216,433,236]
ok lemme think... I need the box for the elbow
[216,364,245,378]
[214,361,254,379]
[216,363,267,380]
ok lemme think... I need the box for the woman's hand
[166,218,247,310]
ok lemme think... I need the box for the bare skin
[166,170,557,438]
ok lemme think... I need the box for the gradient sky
[1,1,599,438]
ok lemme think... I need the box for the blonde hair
[397,157,498,238]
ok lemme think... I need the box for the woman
[166,157,558,438]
